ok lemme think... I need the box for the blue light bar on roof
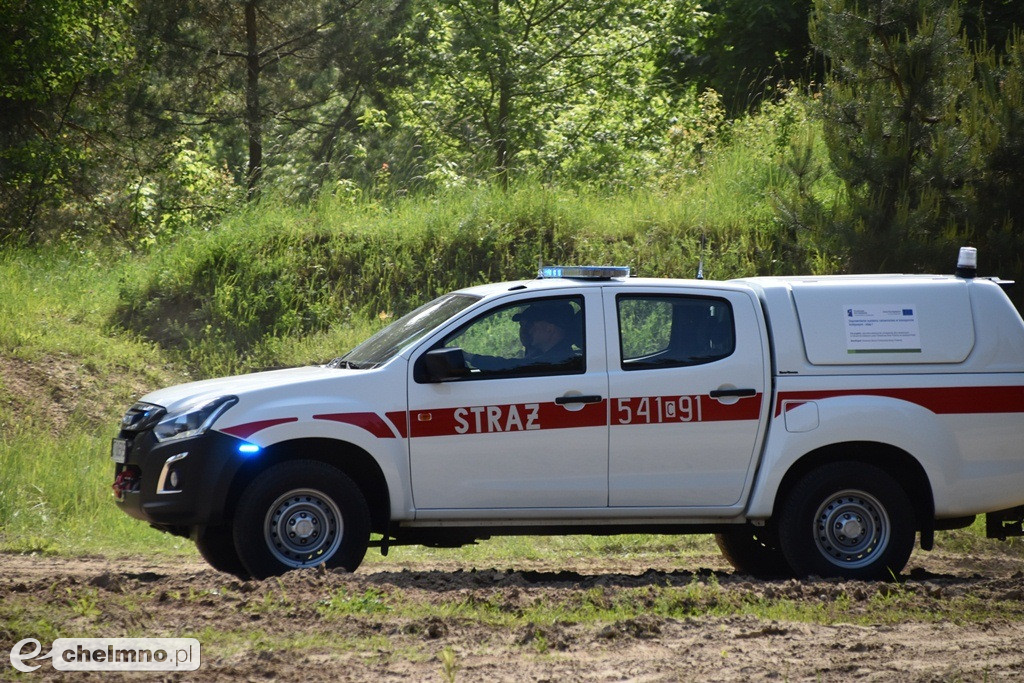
[538,265,631,280]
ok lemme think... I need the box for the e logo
[9,638,52,673]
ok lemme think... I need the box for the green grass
[188,627,398,658]
[306,566,1024,629]
[0,246,157,368]
[0,246,190,554]
[362,533,719,569]
[333,577,1021,628]
[0,429,194,555]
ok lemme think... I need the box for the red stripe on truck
[221,417,298,439]
[313,412,398,439]
[774,386,1024,417]
[402,393,763,439]
[385,411,408,438]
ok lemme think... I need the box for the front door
[407,291,609,510]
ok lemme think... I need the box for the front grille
[120,402,166,433]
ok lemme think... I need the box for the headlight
[153,396,238,442]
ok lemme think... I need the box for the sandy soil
[3,547,1024,681]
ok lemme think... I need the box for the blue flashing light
[238,443,261,455]
[538,265,630,280]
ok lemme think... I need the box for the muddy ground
[3,547,1024,681]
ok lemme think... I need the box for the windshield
[333,293,481,369]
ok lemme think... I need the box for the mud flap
[986,506,1024,541]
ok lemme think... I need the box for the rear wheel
[194,524,250,579]
[778,462,915,581]
[233,460,370,579]
[715,525,792,578]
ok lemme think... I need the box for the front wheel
[233,460,370,579]
[194,524,250,579]
[777,462,916,581]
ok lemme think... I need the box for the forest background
[2,0,1023,378]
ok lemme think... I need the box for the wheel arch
[772,441,934,536]
[224,438,391,535]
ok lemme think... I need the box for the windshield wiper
[327,357,364,370]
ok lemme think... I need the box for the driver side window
[448,306,524,360]
[442,296,585,379]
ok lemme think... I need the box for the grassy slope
[0,247,191,554]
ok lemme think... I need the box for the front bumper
[112,428,252,528]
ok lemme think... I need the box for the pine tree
[966,30,1024,307]
[810,0,975,271]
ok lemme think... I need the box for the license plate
[111,438,127,464]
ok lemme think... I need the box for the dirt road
[3,547,1024,681]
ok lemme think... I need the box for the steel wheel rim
[264,488,343,568]
[813,489,890,570]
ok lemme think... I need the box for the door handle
[555,394,603,405]
[709,388,757,398]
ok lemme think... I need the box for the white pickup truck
[112,249,1024,580]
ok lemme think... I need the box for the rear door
[605,286,768,507]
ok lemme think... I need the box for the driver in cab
[465,301,582,373]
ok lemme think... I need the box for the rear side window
[617,295,735,370]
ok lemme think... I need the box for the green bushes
[114,190,828,377]
[112,96,841,377]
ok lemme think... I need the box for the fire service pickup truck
[112,248,1024,580]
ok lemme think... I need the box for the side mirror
[416,348,469,383]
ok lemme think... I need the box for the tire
[233,460,370,579]
[715,525,793,578]
[194,524,251,579]
[778,462,915,581]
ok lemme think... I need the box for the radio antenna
[696,232,706,280]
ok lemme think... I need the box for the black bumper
[113,429,251,528]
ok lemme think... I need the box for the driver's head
[514,302,574,353]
